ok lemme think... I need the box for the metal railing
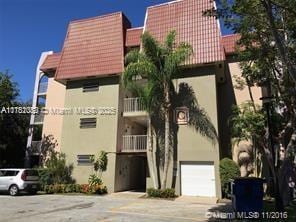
[31,141,42,153]
[122,135,147,152]
[34,113,44,124]
[124,97,145,113]
[38,82,48,94]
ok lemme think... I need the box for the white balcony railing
[38,82,48,94]
[31,141,42,154]
[122,135,147,152]
[124,97,145,113]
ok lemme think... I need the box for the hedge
[43,184,107,195]
[146,188,176,198]
[220,158,240,198]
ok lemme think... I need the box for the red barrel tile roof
[144,0,225,65]
[221,34,240,55]
[40,53,61,72]
[126,27,143,47]
[55,12,130,81]
[41,1,233,81]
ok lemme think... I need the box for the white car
[0,169,40,196]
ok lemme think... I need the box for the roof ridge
[147,0,183,10]
[69,11,123,24]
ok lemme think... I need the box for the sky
[0,0,232,102]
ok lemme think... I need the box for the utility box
[231,177,264,213]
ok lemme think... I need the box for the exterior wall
[42,77,66,152]
[216,61,237,158]
[175,72,221,198]
[221,58,263,175]
[60,77,120,192]
[217,58,263,159]
[147,66,222,198]
[228,60,262,106]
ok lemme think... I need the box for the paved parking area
[0,193,222,222]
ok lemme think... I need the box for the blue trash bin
[231,177,264,213]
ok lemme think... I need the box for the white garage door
[181,163,216,197]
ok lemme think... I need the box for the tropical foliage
[205,0,296,209]
[230,102,266,144]
[43,151,75,185]
[88,151,108,192]
[0,71,29,167]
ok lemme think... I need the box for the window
[77,155,94,165]
[25,170,39,176]
[82,82,99,92]
[80,118,97,128]
[1,170,19,176]
[38,75,48,94]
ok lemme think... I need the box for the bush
[38,152,75,191]
[220,158,240,198]
[43,183,107,195]
[38,168,52,190]
[88,174,102,187]
[81,184,90,193]
[95,185,108,195]
[45,152,75,184]
[146,188,176,198]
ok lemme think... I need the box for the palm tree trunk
[161,86,170,189]
[147,116,158,189]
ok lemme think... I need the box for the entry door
[181,163,216,197]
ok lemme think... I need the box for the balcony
[123,97,147,117]
[122,135,147,152]
[37,82,48,95]
[34,113,44,124]
[31,141,42,154]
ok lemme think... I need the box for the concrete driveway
[0,193,222,222]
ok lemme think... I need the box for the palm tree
[123,30,193,189]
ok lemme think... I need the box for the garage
[180,162,216,197]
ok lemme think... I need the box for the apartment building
[26,0,261,198]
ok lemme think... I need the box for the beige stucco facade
[28,1,260,199]
[42,77,66,152]
[55,65,224,197]
[144,66,222,198]
[60,77,121,192]
[225,58,263,176]
[175,73,221,197]
[227,60,262,106]
[33,53,262,198]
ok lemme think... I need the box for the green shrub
[43,183,107,195]
[95,185,108,195]
[147,188,176,198]
[38,168,52,190]
[37,152,75,191]
[44,184,54,194]
[45,152,75,184]
[75,184,82,193]
[65,184,72,193]
[220,158,240,198]
[88,174,102,186]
